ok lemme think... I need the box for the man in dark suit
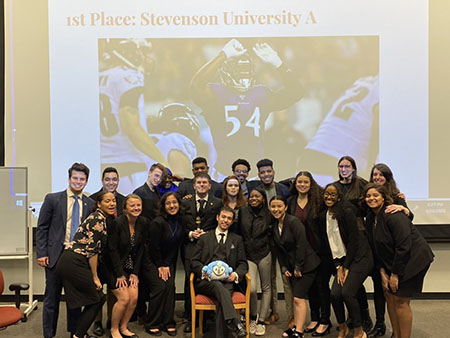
[181,172,222,332]
[133,162,166,221]
[132,162,166,320]
[191,206,248,338]
[36,163,95,338]
[177,157,222,198]
[89,166,125,335]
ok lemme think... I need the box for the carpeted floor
[2,299,449,337]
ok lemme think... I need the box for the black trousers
[331,255,372,328]
[145,264,176,329]
[309,259,334,324]
[74,295,106,338]
[196,279,238,338]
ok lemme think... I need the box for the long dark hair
[289,171,324,218]
[362,183,393,209]
[159,191,184,219]
[369,163,400,199]
[337,156,367,202]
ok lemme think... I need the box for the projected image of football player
[190,39,304,176]
[147,102,200,179]
[301,74,379,185]
[98,38,166,194]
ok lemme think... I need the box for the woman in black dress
[145,192,187,336]
[222,175,247,231]
[319,183,372,338]
[363,184,433,338]
[287,171,333,337]
[56,191,116,338]
[104,194,147,338]
[269,195,320,338]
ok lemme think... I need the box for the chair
[190,272,251,338]
[0,268,29,330]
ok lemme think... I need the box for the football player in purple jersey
[190,39,304,176]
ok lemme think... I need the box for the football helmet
[156,103,200,141]
[101,38,153,74]
[220,53,255,93]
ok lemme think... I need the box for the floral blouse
[65,209,108,258]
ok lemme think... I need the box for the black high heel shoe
[368,322,386,337]
[304,322,320,333]
[312,323,332,337]
[282,325,296,337]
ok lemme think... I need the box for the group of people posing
[36,156,433,338]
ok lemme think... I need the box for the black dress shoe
[183,321,192,333]
[363,316,374,333]
[291,331,304,338]
[165,328,177,337]
[93,322,105,336]
[120,331,139,338]
[304,322,320,333]
[227,318,247,338]
[312,324,332,337]
[145,328,162,336]
[368,322,386,338]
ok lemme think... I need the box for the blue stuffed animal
[202,260,233,281]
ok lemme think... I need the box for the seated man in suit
[177,157,222,198]
[181,172,222,332]
[191,206,248,338]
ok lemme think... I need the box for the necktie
[70,195,80,241]
[198,199,206,216]
[219,233,225,245]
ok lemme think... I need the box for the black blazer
[238,205,272,263]
[272,214,320,274]
[191,230,248,281]
[106,214,147,277]
[36,190,94,268]
[133,183,161,220]
[148,215,188,267]
[365,206,433,281]
[318,203,371,270]
[286,195,322,254]
[182,194,222,259]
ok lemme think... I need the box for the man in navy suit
[36,163,95,338]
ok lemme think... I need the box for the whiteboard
[0,167,28,255]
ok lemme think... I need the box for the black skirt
[291,270,317,299]
[56,250,103,309]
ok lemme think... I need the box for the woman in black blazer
[287,171,333,336]
[270,195,320,338]
[365,163,414,337]
[103,193,146,338]
[145,192,187,336]
[363,184,433,338]
[319,183,372,338]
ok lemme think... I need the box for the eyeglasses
[235,169,248,174]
